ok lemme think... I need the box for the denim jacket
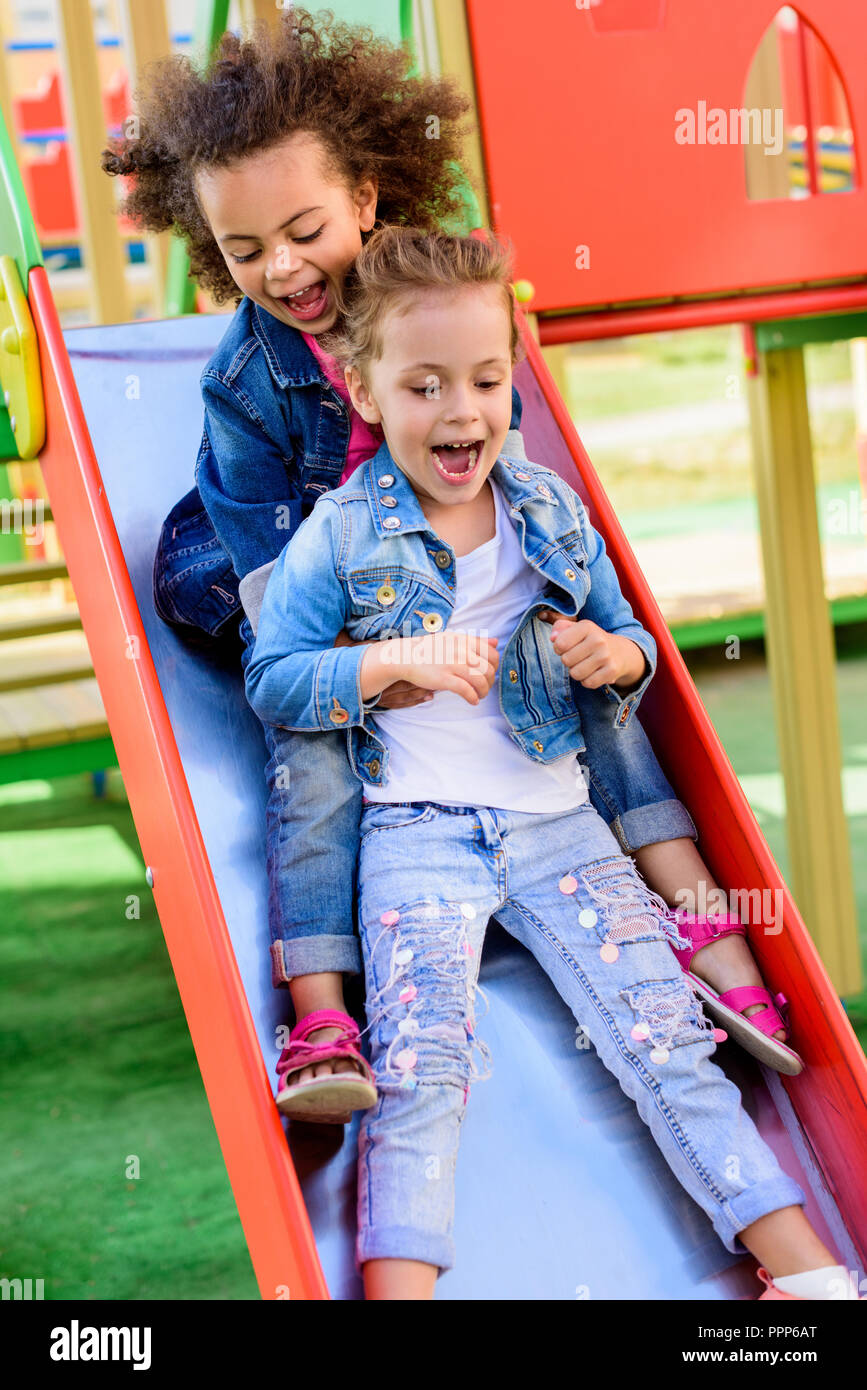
[244,440,657,789]
[152,296,523,642]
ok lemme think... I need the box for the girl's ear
[345,365,382,424]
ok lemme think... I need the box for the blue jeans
[239,618,363,981]
[571,679,696,852]
[355,799,805,1274]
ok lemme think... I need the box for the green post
[163,0,231,316]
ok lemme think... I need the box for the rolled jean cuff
[611,797,697,854]
[356,1225,454,1276]
[270,934,362,986]
[718,1175,807,1255]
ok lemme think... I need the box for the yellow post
[56,0,129,324]
[116,0,172,310]
[429,0,491,229]
[746,347,862,995]
[239,0,282,28]
[0,3,14,141]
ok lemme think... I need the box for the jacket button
[619,707,630,724]
[514,471,531,481]
[378,474,395,487]
[509,669,518,683]
[377,583,396,606]
[329,704,349,725]
[435,550,451,568]
[565,567,576,581]
[368,758,381,777]
[422,613,443,633]
[380,496,398,508]
[383,517,401,529]
[533,739,544,752]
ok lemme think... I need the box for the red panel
[467,0,867,311]
[28,268,329,1302]
[13,70,63,134]
[513,308,867,1256]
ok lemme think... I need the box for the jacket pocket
[346,566,447,641]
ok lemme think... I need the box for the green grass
[0,775,257,1300]
[561,328,862,518]
[684,625,867,1051]
[564,326,853,420]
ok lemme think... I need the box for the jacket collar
[249,301,331,388]
[361,439,561,540]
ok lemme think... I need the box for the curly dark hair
[100,6,477,306]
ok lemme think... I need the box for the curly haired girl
[100,5,801,1133]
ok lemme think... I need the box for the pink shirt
[302,332,384,485]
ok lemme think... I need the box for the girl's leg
[738,1206,836,1275]
[364,1259,438,1301]
[241,615,365,1085]
[261,722,366,1084]
[493,801,820,1273]
[633,840,786,1041]
[572,679,785,1041]
[355,802,497,1297]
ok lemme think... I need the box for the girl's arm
[196,377,307,624]
[549,491,657,719]
[243,501,373,731]
[244,501,498,728]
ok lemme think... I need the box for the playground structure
[1,0,866,1298]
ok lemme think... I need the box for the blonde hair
[323,224,526,379]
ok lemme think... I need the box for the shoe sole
[684,973,804,1076]
[275,1075,378,1122]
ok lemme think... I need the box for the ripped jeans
[355,799,805,1275]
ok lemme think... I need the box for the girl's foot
[685,930,786,1042]
[275,1009,377,1122]
[672,913,803,1074]
[757,1266,863,1300]
[289,1026,370,1087]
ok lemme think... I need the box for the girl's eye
[230,227,323,264]
[410,381,502,395]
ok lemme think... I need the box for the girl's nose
[266,241,301,282]
[443,387,480,425]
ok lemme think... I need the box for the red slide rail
[29,266,329,1301]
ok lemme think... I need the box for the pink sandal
[672,913,804,1076]
[275,1009,377,1123]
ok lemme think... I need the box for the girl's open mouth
[277,280,329,321]
[430,439,485,486]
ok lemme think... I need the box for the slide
[28,268,867,1299]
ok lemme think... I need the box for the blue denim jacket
[244,440,657,789]
[152,296,523,642]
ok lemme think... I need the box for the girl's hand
[361,632,499,706]
[378,680,435,710]
[543,612,646,691]
[334,628,439,708]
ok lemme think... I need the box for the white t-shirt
[362,481,589,813]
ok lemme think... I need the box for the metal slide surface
[63,312,856,1300]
